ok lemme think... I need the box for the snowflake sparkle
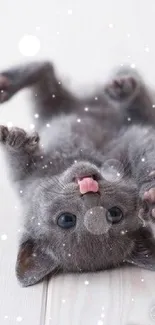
[34,113,39,118]
[130,63,136,69]
[84,280,89,285]
[84,107,89,111]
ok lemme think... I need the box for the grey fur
[0,61,155,287]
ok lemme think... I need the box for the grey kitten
[0,61,155,287]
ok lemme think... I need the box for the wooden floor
[1,0,155,324]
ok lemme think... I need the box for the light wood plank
[46,267,155,325]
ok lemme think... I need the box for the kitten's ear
[126,229,155,271]
[16,237,60,287]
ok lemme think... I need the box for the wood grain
[46,268,155,325]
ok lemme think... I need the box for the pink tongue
[78,177,99,194]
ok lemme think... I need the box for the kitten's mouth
[76,175,100,195]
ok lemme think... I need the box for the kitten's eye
[57,213,76,229]
[106,207,123,224]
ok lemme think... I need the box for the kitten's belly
[40,113,113,153]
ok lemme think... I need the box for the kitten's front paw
[0,125,39,151]
[105,71,139,102]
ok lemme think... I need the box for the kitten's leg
[0,61,77,122]
[0,125,42,182]
[107,126,155,271]
[104,67,155,124]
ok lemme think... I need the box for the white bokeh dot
[7,121,13,127]
[130,63,136,69]
[16,316,23,322]
[145,46,150,52]
[29,124,35,130]
[98,321,103,325]
[84,280,89,285]
[19,34,40,57]
[1,234,7,240]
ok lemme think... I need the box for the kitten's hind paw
[143,187,155,219]
[0,125,40,151]
[104,70,140,102]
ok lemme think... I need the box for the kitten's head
[16,160,152,287]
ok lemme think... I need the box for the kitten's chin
[62,161,102,184]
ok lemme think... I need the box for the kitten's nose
[78,177,99,194]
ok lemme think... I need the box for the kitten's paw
[0,125,39,151]
[143,187,155,219]
[105,73,139,102]
[0,75,12,103]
